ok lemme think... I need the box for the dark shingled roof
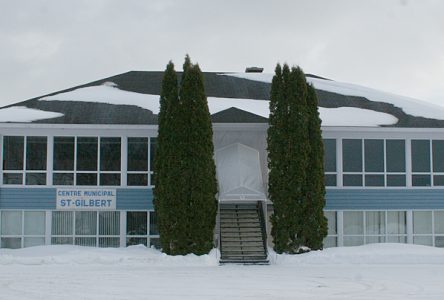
[2,71,444,127]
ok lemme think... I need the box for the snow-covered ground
[1,244,444,299]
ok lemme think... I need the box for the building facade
[1,70,444,250]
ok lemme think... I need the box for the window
[100,137,121,186]
[434,211,444,247]
[2,136,47,185]
[126,211,159,248]
[342,210,407,247]
[386,140,406,186]
[412,140,431,186]
[342,139,363,186]
[342,139,406,187]
[53,137,75,185]
[387,211,407,243]
[323,139,337,186]
[53,137,121,186]
[1,211,46,248]
[51,211,120,247]
[343,211,364,246]
[323,211,337,247]
[25,137,47,185]
[413,211,433,246]
[365,211,385,243]
[364,140,384,186]
[127,138,148,186]
[77,137,98,185]
[410,140,444,187]
[127,137,156,186]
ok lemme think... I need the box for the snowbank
[2,243,444,266]
[270,243,444,265]
[0,245,219,266]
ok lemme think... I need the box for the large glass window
[99,137,121,186]
[77,137,98,171]
[323,211,337,247]
[126,211,159,248]
[3,136,47,185]
[386,211,407,243]
[127,137,156,186]
[3,136,24,171]
[343,211,364,246]
[51,211,120,248]
[342,139,406,187]
[323,139,337,187]
[343,139,362,172]
[434,211,444,247]
[342,139,363,187]
[53,137,75,185]
[365,211,385,243]
[53,136,122,186]
[413,211,433,246]
[412,140,431,186]
[100,138,121,171]
[1,211,46,249]
[25,136,47,185]
[3,136,25,184]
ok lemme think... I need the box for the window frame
[341,139,407,188]
[2,136,48,186]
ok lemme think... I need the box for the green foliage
[268,64,327,253]
[154,56,217,255]
[301,83,328,250]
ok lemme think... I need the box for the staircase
[219,201,269,264]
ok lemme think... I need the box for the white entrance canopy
[215,143,267,202]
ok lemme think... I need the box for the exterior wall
[3,124,444,249]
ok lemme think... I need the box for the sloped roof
[1,71,443,127]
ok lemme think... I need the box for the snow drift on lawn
[222,72,444,120]
[1,243,444,266]
[0,245,219,266]
[38,83,397,126]
[0,106,63,122]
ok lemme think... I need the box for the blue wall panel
[4,187,443,211]
[0,188,154,210]
[326,189,444,210]
[0,188,56,209]
[116,189,154,210]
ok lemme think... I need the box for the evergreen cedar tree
[268,64,328,254]
[154,56,217,255]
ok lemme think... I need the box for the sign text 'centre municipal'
[56,189,116,210]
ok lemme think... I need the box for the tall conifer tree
[301,83,328,249]
[179,57,217,254]
[154,56,217,255]
[268,64,309,253]
[154,61,186,254]
[268,64,326,253]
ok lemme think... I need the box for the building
[1,70,444,255]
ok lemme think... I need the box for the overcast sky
[1,0,443,107]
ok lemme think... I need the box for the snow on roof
[222,72,444,120]
[0,106,63,122]
[37,83,396,126]
[40,84,161,113]
[319,107,397,126]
